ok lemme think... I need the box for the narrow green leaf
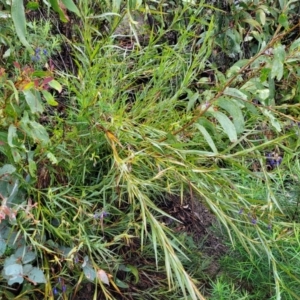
[261,108,281,132]
[112,0,122,12]
[195,124,218,154]
[11,0,32,51]
[243,18,262,30]
[26,2,40,10]
[279,0,286,9]
[208,109,237,142]
[49,0,68,22]
[223,87,248,101]
[61,0,80,16]
[187,91,199,112]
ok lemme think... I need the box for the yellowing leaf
[105,131,122,147]
[23,82,34,90]
[48,79,62,93]
[97,269,109,285]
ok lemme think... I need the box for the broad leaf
[42,90,58,106]
[261,108,281,132]
[216,97,245,134]
[0,164,16,176]
[223,87,248,101]
[271,44,285,81]
[3,263,22,277]
[7,124,17,148]
[20,112,50,145]
[83,265,96,281]
[208,109,237,142]
[26,267,46,284]
[290,38,300,52]
[23,90,44,114]
[48,80,62,93]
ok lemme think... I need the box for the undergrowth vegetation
[1,0,300,299]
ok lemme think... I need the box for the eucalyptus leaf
[83,265,96,281]
[15,246,36,264]
[0,233,7,256]
[26,267,46,284]
[0,164,16,176]
[4,263,23,277]
[7,275,24,285]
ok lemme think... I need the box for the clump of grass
[1,1,300,299]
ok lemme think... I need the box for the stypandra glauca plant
[53,0,300,299]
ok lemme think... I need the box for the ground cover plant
[1,0,300,299]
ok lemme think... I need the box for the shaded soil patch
[161,194,227,278]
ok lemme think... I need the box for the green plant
[209,277,251,300]
[1,0,300,299]
[0,0,80,52]
[0,167,45,286]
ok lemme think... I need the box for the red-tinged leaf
[43,77,54,86]
[13,62,21,69]
[34,79,40,89]
[0,68,6,77]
